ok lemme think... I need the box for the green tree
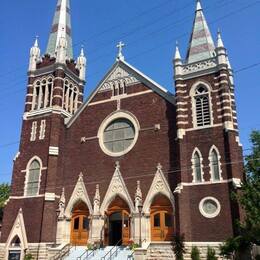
[239,130,260,245]
[0,183,11,222]
[220,130,260,259]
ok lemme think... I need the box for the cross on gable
[116,41,125,61]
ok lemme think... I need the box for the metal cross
[116,41,125,61]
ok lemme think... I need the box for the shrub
[191,246,200,260]
[207,246,217,260]
[24,254,33,260]
[172,233,186,260]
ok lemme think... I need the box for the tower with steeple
[1,0,87,255]
[173,0,244,242]
[0,0,245,258]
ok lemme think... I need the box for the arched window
[25,160,41,196]
[63,79,79,114]
[209,147,222,181]
[194,84,211,127]
[8,236,22,260]
[32,77,53,110]
[192,149,204,183]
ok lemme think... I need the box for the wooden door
[151,210,173,241]
[71,214,89,245]
[122,210,130,245]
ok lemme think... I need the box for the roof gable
[66,59,175,127]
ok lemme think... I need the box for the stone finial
[135,181,143,211]
[56,36,68,64]
[94,184,101,214]
[174,41,182,61]
[28,36,41,72]
[76,45,87,81]
[157,163,162,171]
[115,161,120,170]
[58,188,66,219]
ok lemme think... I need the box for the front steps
[64,246,133,260]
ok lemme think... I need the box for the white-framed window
[8,236,22,260]
[30,121,37,141]
[199,197,221,218]
[190,82,212,128]
[209,146,222,181]
[32,77,53,110]
[39,120,46,140]
[24,158,41,197]
[63,79,79,114]
[191,148,204,183]
[98,111,140,157]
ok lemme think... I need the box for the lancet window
[32,77,53,110]
[63,79,79,114]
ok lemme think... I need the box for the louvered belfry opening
[194,85,211,127]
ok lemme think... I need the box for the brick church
[0,0,244,259]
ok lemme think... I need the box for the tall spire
[186,0,215,63]
[46,0,73,59]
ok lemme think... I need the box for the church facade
[0,0,244,259]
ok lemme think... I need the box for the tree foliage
[0,183,11,222]
[239,130,260,245]
[172,233,186,260]
[220,131,260,259]
[206,247,217,260]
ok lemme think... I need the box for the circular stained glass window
[199,197,221,218]
[202,200,218,215]
[103,118,135,153]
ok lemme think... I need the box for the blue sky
[0,0,259,183]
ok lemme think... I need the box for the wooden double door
[151,209,174,241]
[70,202,90,246]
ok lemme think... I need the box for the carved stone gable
[65,173,93,217]
[100,162,135,214]
[143,163,174,213]
[6,209,28,253]
[99,65,139,92]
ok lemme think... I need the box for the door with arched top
[70,201,89,245]
[150,194,174,241]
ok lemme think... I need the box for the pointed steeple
[186,0,215,63]
[46,0,73,59]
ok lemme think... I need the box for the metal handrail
[101,239,122,260]
[77,248,95,260]
[52,243,75,260]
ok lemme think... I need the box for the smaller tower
[28,37,41,72]
[76,47,87,81]
[173,0,244,243]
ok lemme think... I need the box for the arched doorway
[8,236,22,260]
[70,201,90,246]
[105,196,130,246]
[150,194,174,241]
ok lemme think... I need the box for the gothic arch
[5,209,28,259]
[143,164,175,214]
[190,81,213,127]
[24,156,43,196]
[100,163,135,215]
[208,145,223,181]
[191,147,205,182]
[65,173,93,218]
